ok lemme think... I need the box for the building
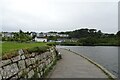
[34,33,47,42]
[2,32,14,38]
[58,34,69,37]
[30,32,37,37]
[47,33,58,37]
[35,37,47,42]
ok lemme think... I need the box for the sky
[0,0,119,33]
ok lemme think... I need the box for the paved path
[50,48,108,78]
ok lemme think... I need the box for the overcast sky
[0,0,119,33]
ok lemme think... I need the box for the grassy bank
[1,42,46,55]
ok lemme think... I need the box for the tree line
[2,30,32,42]
[59,28,120,46]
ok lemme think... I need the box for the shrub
[28,46,49,54]
[2,51,19,60]
[47,42,56,46]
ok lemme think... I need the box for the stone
[0,61,2,67]
[48,58,51,64]
[0,68,3,80]
[21,55,25,60]
[40,71,43,76]
[18,69,28,78]
[3,63,19,79]
[11,56,21,62]
[25,59,31,67]
[2,59,11,67]
[18,71,23,78]
[31,53,36,57]
[35,55,40,61]
[37,73,41,78]
[0,74,2,80]
[10,63,19,75]
[30,58,36,65]
[10,75,18,80]
[18,60,26,70]
[38,64,43,71]
[28,70,34,78]
[18,49,24,56]
[3,66,11,79]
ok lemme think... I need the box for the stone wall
[0,47,57,80]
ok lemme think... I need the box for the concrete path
[50,48,108,78]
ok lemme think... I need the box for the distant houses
[2,31,69,42]
[2,32,14,38]
[34,32,69,42]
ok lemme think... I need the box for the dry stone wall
[0,47,57,80]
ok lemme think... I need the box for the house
[34,33,47,42]
[47,33,58,37]
[2,32,14,38]
[58,34,69,37]
[36,33,47,37]
[30,32,37,37]
[35,37,47,42]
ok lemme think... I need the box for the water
[57,46,118,77]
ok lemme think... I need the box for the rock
[3,63,19,79]
[0,68,3,80]
[31,53,36,57]
[18,60,26,70]
[10,75,18,80]
[2,66,12,79]
[25,59,31,67]
[28,70,34,78]
[0,74,2,80]
[18,49,24,56]
[11,56,21,62]
[10,63,19,75]
[30,58,36,65]
[17,71,23,78]
[21,55,25,60]
[37,73,41,78]
[35,55,39,61]
[2,59,11,67]
[0,61,2,68]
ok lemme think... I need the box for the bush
[2,51,19,60]
[47,42,56,46]
[28,46,49,54]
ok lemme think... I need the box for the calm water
[57,46,118,77]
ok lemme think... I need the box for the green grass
[1,42,46,55]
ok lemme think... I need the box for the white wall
[35,37,47,42]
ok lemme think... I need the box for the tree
[79,37,98,46]
[116,31,120,37]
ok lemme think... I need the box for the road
[50,48,108,78]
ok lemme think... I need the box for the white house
[35,37,47,42]
[2,32,14,38]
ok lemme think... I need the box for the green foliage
[47,42,57,46]
[47,36,58,41]
[28,46,49,54]
[2,51,19,60]
[2,42,46,55]
[2,30,32,42]
[78,37,98,46]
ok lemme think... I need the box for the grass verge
[1,42,46,55]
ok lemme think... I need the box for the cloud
[1,0,118,33]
